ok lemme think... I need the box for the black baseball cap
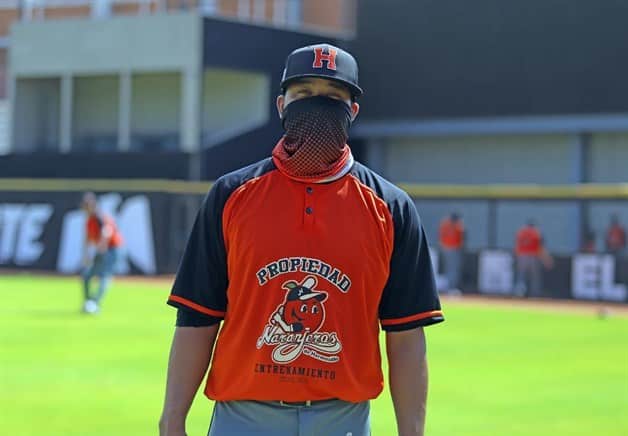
[280,43,363,97]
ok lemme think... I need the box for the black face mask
[281,96,352,154]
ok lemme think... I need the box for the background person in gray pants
[439,212,465,295]
[514,219,553,297]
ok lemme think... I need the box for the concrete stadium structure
[1,0,627,256]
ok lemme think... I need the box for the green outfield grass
[1,274,627,436]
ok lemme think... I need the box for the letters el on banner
[571,254,627,302]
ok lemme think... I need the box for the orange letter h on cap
[312,47,337,70]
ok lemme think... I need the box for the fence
[0,178,626,303]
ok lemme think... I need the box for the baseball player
[514,219,553,297]
[160,44,444,436]
[605,214,626,255]
[80,192,123,314]
[439,212,465,294]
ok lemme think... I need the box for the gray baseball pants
[208,399,370,436]
[442,248,463,289]
[516,254,542,297]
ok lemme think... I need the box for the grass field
[1,274,627,436]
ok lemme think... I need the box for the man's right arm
[159,325,220,436]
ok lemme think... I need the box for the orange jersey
[86,214,123,248]
[515,226,542,256]
[168,157,443,403]
[606,225,626,250]
[439,218,464,249]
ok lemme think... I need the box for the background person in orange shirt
[605,214,626,256]
[439,212,465,295]
[80,192,123,314]
[514,219,553,297]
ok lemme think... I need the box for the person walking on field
[439,212,465,295]
[80,192,123,314]
[159,43,444,436]
[514,219,553,298]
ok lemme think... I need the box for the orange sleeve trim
[168,295,226,318]
[380,310,444,326]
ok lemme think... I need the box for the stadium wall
[353,0,628,120]
[383,133,580,253]
[0,180,626,304]
[0,152,193,179]
[359,130,628,255]
[590,133,628,183]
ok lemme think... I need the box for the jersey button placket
[304,186,315,229]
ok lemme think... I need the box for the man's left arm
[387,327,428,436]
[379,194,444,435]
[539,235,554,269]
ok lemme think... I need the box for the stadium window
[129,72,181,152]
[253,0,265,21]
[286,0,301,26]
[200,0,218,14]
[237,0,250,19]
[72,75,119,153]
[13,78,61,153]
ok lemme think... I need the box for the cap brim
[299,292,327,301]
[281,75,363,97]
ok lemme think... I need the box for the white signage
[478,250,514,295]
[0,204,53,265]
[571,254,627,302]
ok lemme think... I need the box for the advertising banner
[0,191,176,274]
[1,188,626,304]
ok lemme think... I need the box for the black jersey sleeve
[167,158,276,327]
[379,196,444,331]
[167,184,228,326]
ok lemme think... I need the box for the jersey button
[306,187,313,194]
[305,207,313,214]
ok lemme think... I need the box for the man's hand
[540,249,554,269]
[159,415,187,436]
[160,326,219,436]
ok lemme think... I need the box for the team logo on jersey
[256,275,342,364]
